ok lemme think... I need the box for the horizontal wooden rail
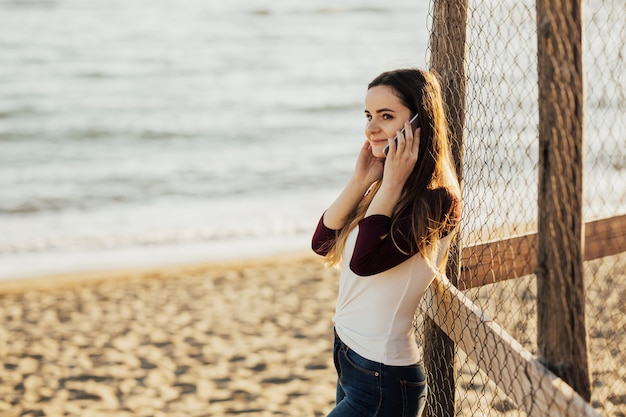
[460,214,626,289]
[422,275,604,417]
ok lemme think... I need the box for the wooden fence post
[425,0,468,416]
[536,0,592,401]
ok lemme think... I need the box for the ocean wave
[248,7,395,16]
[0,223,313,255]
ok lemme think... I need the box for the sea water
[0,0,434,278]
[0,0,623,279]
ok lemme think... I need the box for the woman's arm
[311,174,374,256]
[322,141,384,229]
[346,123,421,274]
[311,141,383,256]
[351,189,461,276]
[311,214,337,256]
[321,176,373,230]
[349,214,414,276]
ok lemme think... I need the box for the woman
[311,68,461,417]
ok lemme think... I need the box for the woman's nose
[366,120,380,134]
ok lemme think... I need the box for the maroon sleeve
[350,189,461,276]
[313,189,461,274]
[311,214,338,256]
[349,214,414,276]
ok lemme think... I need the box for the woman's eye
[382,114,393,120]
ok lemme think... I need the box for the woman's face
[364,85,412,158]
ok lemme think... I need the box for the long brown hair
[325,68,460,268]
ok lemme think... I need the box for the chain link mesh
[416,0,626,416]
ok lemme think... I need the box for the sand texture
[0,253,624,417]
[0,255,338,416]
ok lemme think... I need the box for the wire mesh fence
[416,0,626,416]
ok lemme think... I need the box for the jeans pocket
[338,348,382,411]
[344,348,381,377]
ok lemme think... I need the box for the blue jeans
[328,331,427,417]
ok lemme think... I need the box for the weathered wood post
[424,0,468,416]
[536,0,592,401]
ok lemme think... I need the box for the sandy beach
[0,253,339,416]
[0,252,624,417]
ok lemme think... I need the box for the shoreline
[0,230,315,283]
[0,248,317,294]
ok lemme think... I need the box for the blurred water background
[0,0,433,279]
[0,0,623,280]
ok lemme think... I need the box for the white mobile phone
[383,113,420,156]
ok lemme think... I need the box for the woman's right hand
[353,140,384,188]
